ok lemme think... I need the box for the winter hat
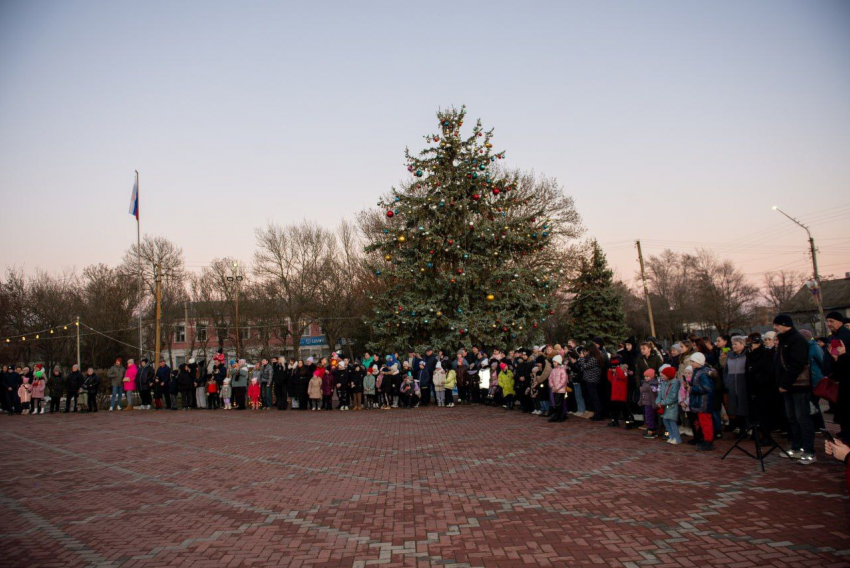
[800,329,813,340]
[763,331,776,341]
[610,355,622,365]
[436,361,442,370]
[826,311,844,323]
[480,358,489,366]
[306,357,314,364]
[690,352,706,366]
[552,355,563,365]
[773,313,794,328]
[660,365,676,379]
[684,366,693,375]
[643,368,656,378]
[251,376,258,383]
[671,342,683,352]
[419,360,426,366]
[224,377,231,384]
[499,362,507,371]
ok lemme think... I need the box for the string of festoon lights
[2,321,80,344]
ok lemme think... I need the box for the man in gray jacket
[107,358,125,411]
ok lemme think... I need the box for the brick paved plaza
[0,407,848,567]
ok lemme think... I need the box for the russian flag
[129,176,139,220]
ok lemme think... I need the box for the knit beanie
[773,313,794,328]
[643,368,656,378]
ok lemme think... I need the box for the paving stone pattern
[0,407,848,567]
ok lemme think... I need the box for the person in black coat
[286,358,299,407]
[3,366,23,415]
[177,364,194,410]
[349,363,365,410]
[138,359,154,409]
[64,365,83,413]
[168,368,180,410]
[745,334,776,441]
[82,368,100,412]
[154,361,171,410]
[272,358,287,410]
[774,314,815,460]
[47,366,66,414]
[334,361,350,410]
[826,311,850,440]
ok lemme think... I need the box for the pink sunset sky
[1,1,848,287]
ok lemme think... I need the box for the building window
[240,326,251,340]
[196,324,208,342]
[174,325,186,343]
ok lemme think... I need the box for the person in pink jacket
[123,359,138,410]
[548,355,569,423]
[31,366,46,414]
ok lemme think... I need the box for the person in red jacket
[607,355,634,428]
[247,377,261,410]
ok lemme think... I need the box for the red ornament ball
[492,188,500,195]
[472,193,481,201]
[386,210,394,218]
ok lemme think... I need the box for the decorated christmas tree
[566,240,628,346]
[363,106,582,353]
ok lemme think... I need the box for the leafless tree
[763,270,805,311]
[253,221,337,358]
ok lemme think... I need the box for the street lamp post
[227,262,243,360]
[772,206,827,335]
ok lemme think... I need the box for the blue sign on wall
[299,335,327,347]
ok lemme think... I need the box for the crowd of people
[3,312,850,468]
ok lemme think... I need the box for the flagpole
[136,170,143,363]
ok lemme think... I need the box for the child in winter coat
[688,353,716,451]
[656,365,681,444]
[444,368,457,408]
[206,376,219,410]
[31,367,46,414]
[639,369,660,438]
[498,365,515,409]
[18,376,32,414]
[399,374,413,408]
[363,366,377,409]
[433,362,447,407]
[221,378,232,410]
[607,355,632,428]
[547,355,568,422]
[308,373,323,410]
[248,377,261,410]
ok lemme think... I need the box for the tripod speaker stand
[721,418,792,471]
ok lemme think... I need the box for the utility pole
[635,240,657,338]
[772,206,827,335]
[75,316,81,369]
[227,262,243,360]
[154,262,162,365]
[184,300,190,363]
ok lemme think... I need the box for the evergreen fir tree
[567,240,628,346]
[364,106,580,353]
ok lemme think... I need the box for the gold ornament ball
[486,294,495,301]
[384,254,392,261]
[398,235,406,243]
